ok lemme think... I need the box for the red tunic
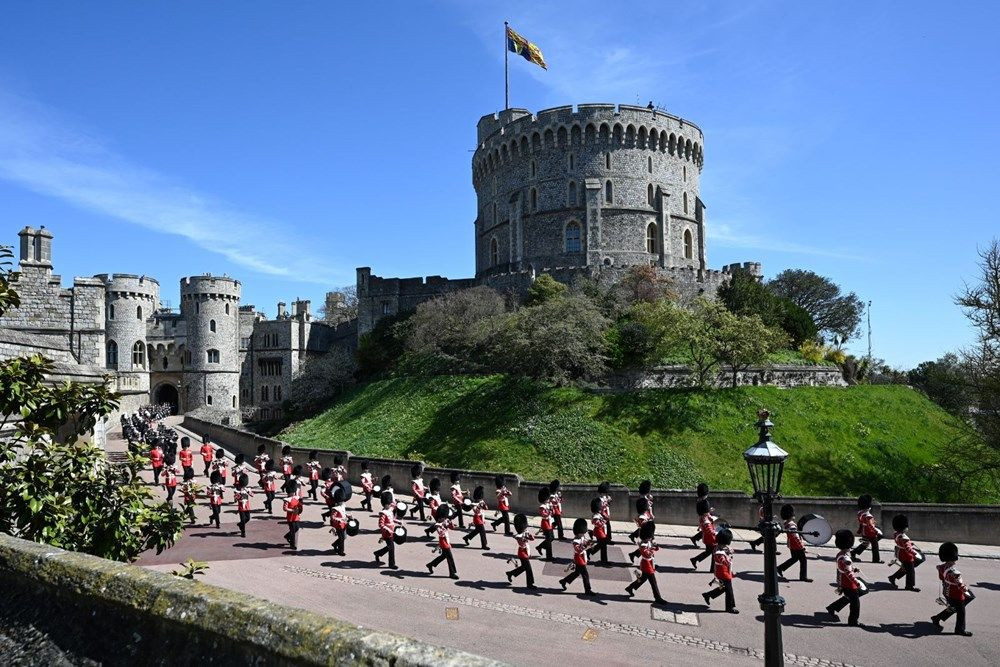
[472,500,487,526]
[253,454,269,473]
[235,488,253,512]
[894,531,917,563]
[599,495,611,520]
[163,468,178,488]
[361,472,373,493]
[785,519,804,552]
[937,562,966,601]
[700,513,717,547]
[281,456,293,476]
[496,487,511,511]
[713,547,733,581]
[150,448,164,469]
[209,484,225,507]
[591,514,607,539]
[200,444,214,462]
[550,492,563,517]
[179,449,193,468]
[263,472,277,493]
[639,541,658,574]
[437,521,454,550]
[539,503,553,531]
[450,484,464,507]
[307,461,321,481]
[330,506,348,531]
[514,531,534,559]
[837,551,859,590]
[378,509,396,540]
[634,509,654,528]
[180,484,196,504]
[411,479,425,499]
[857,510,879,539]
[284,496,302,522]
[573,536,591,566]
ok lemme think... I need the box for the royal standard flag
[506,25,547,70]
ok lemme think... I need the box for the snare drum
[394,500,410,519]
[346,517,360,537]
[393,525,408,545]
[461,497,474,512]
[372,484,381,495]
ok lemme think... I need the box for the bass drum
[798,513,833,546]
[394,500,410,519]
[336,479,353,503]
[393,525,408,545]
[345,517,360,537]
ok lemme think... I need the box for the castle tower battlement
[95,274,160,381]
[472,103,707,280]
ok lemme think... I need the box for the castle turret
[96,274,160,394]
[180,274,242,424]
[472,104,706,278]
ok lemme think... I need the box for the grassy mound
[281,375,985,502]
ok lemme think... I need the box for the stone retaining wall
[184,416,1000,546]
[0,533,499,666]
[610,364,847,389]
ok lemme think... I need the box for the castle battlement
[180,274,241,300]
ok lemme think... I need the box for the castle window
[647,183,654,205]
[136,305,142,320]
[490,238,499,266]
[185,350,191,364]
[106,340,118,369]
[605,180,613,204]
[262,386,269,401]
[568,153,575,171]
[232,396,236,408]
[605,152,611,170]
[684,229,694,259]
[210,319,216,333]
[381,301,390,315]
[568,181,577,206]
[683,191,688,214]
[648,156,653,173]
[207,395,213,406]
[493,202,497,224]
[195,301,200,314]
[530,188,537,212]
[207,349,220,364]
[162,356,168,370]
[275,386,282,401]
[683,165,687,181]
[225,303,230,315]
[109,304,115,320]
[132,341,145,369]
[646,223,658,253]
[565,222,581,253]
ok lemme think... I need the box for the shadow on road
[231,541,286,551]
[861,621,942,638]
[974,581,1000,591]
[320,559,377,569]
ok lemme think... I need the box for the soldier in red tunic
[329,483,351,557]
[427,504,459,579]
[931,542,974,636]
[505,513,536,589]
[597,481,613,542]
[409,463,427,522]
[449,472,467,529]
[690,482,709,546]
[462,486,490,550]
[207,471,225,529]
[702,528,738,613]
[280,444,293,482]
[535,487,555,561]
[149,442,164,485]
[559,517,595,596]
[888,513,922,591]
[211,448,229,487]
[629,480,654,543]
[777,504,812,582]
[826,529,865,626]
[199,435,214,477]
[748,499,766,552]
[359,460,374,512]
[627,521,665,604]
[628,496,654,562]
[331,454,347,483]
[851,494,884,563]
[586,497,611,564]
[161,457,178,504]
[253,444,270,480]
[490,475,512,535]
[306,450,321,500]
[179,478,198,524]
[178,437,195,481]
[548,479,565,540]
[261,459,278,514]
[282,481,303,550]
[234,473,253,538]
[690,498,718,571]
[320,468,335,521]
[424,478,443,537]
[373,491,398,569]
[232,453,250,491]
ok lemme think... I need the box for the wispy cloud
[710,219,868,261]
[0,89,342,284]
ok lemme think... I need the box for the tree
[709,305,789,388]
[287,347,358,415]
[907,354,972,415]
[0,246,182,561]
[719,269,817,346]
[524,274,567,306]
[617,265,675,304]
[404,286,506,372]
[356,311,411,379]
[318,285,358,324]
[767,269,864,343]
[494,293,609,384]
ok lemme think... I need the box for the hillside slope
[280,375,985,502]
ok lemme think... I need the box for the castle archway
[153,383,180,415]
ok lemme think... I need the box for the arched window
[106,340,118,369]
[565,222,582,253]
[490,238,499,266]
[568,153,575,171]
[530,188,537,212]
[605,152,611,170]
[648,156,653,173]
[225,303,230,315]
[207,395,213,406]
[195,301,200,314]
[683,165,687,182]
[646,223,658,253]
[207,349,220,363]
[605,180,613,204]
[530,160,536,178]
[162,356,168,370]
[132,341,145,369]
[684,229,694,259]
[232,395,237,408]
[683,191,688,214]
[109,304,115,320]
[568,181,577,206]
[136,305,142,320]
[210,319,216,333]
[647,183,654,205]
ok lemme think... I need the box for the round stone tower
[96,273,159,380]
[179,274,241,423]
[472,104,706,278]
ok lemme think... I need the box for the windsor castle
[0,103,758,429]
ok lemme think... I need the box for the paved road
[129,421,998,667]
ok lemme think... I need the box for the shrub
[799,340,826,364]
[524,274,567,305]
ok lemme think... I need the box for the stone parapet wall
[611,364,847,389]
[0,533,498,666]
[185,417,1000,546]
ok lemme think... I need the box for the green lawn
[281,375,986,502]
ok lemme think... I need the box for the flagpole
[504,21,509,110]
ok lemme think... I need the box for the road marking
[581,628,599,642]
[445,607,459,621]
[283,565,857,667]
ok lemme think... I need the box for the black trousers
[587,535,610,563]
[778,548,808,580]
[630,572,663,602]
[428,548,457,576]
[165,486,175,503]
[537,529,554,560]
[829,588,861,625]
[203,461,211,477]
[309,479,318,500]
[264,491,275,514]
[361,491,372,512]
[465,523,488,549]
[409,497,426,521]
[424,521,437,537]
[184,502,196,523]
[491,510,511,534]
[560,564,592,593]
[890,560,917,589]
[706,579,735,611]
[553,514,564,540]
[152,467,162,485]
[210,504,221,528]
[453,505,465,528]
[691,529,702,544]
[934,594,974,634]
[508,556,534,587]
[182,466,194,481]
[605,519,613,542]
[374,539,396,567]
[237,510,250,536]
[284,522,300,549]
[692,544,714,571]
[852,537,881,562]
[749,535,764,549]
[332,527,346,555]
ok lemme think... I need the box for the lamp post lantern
[743,410,789,667]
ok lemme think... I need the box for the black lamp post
[743,410,789,667]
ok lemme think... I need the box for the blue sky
[1,2,996,367]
